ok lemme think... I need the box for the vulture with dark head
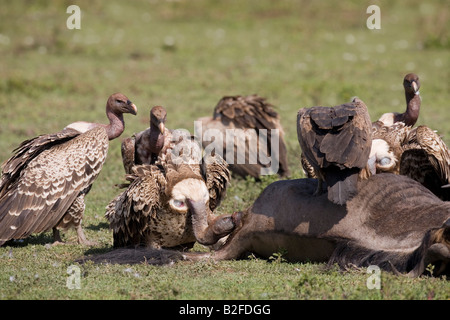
[0,93,137,246]
[196,94,290,179]
[297,97,372,205]
[106,152,236,249]
[121,105,172,174]
[377,73,421,127]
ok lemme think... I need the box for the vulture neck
[105,108,125,141]
[402,91,420,127]
[149,123,165,153]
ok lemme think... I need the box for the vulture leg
[52,227,64,245]
[55,189,97,246]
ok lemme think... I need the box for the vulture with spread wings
[297,98,372,205]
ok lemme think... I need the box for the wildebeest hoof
[212,214,238,238]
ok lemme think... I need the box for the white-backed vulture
[121,105,172,174]
[196,94,290,179]
[377,73,421,127]
[297,97,372,205]
[105,152,236,249]
[0,93,137,246]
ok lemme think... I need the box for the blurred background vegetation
[0,0,448,299]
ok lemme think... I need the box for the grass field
[0,0,449,300]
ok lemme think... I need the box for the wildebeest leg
[188,200,239,246]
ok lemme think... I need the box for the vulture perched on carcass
[196,94,290,179]
[377,73,421,127]
[121,105,172,174]
[106,151,237,249]
[0,93,137,246]
[297,97,372,205]
[371,122,450,200]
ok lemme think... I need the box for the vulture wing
[201,152,230,211]
[0,126,108,245]
[297,98,372,205]
[106,165,165,247]
[121,136,136,174]
[400,126,450,200]
[0,128,80,197]
[207,94,289,178]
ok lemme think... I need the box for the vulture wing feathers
[106,151,232,249]
[199,94,290,179]
[0,126,109,245]
[106,165,165,247]
[201,152,231,211]
[400,126,450,200]
[297,98,372,205]
[121,136,136,175]
[0,128,80,198]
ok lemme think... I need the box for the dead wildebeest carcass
[81,173,450,277]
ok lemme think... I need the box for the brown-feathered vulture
[377,73,421,127]
[371,122,450,200]
[121,105,172,174]
[106,151,236,249]
[196,94,290,179]
[297,97,372,205]
[0,93,137,246]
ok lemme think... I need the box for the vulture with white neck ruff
[106,152,236,249]
[377,73,421,127]
[0,93,137,246]
[297,97,372,205]
[371,123,450,200]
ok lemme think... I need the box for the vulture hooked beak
[158,122,165,134]
[412,81,419,95]
[126,100,138,115]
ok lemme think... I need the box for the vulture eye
[170,199,187,210]
[379,157,391,166]
[115,99,123,104]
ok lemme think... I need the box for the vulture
[297,97,372,205]
[377,73,421,127]
[105,152,236,249]
[196,94,290,179]
[121,105,172,174]
[371,122,450,200]
[0,93,137,246]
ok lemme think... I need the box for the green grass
[0,0,449,300]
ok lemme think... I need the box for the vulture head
[106,152,235,249]
[403,73,420,96]
[150,105,167,134]
[107,93,138,116]
[367,139,398,174]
